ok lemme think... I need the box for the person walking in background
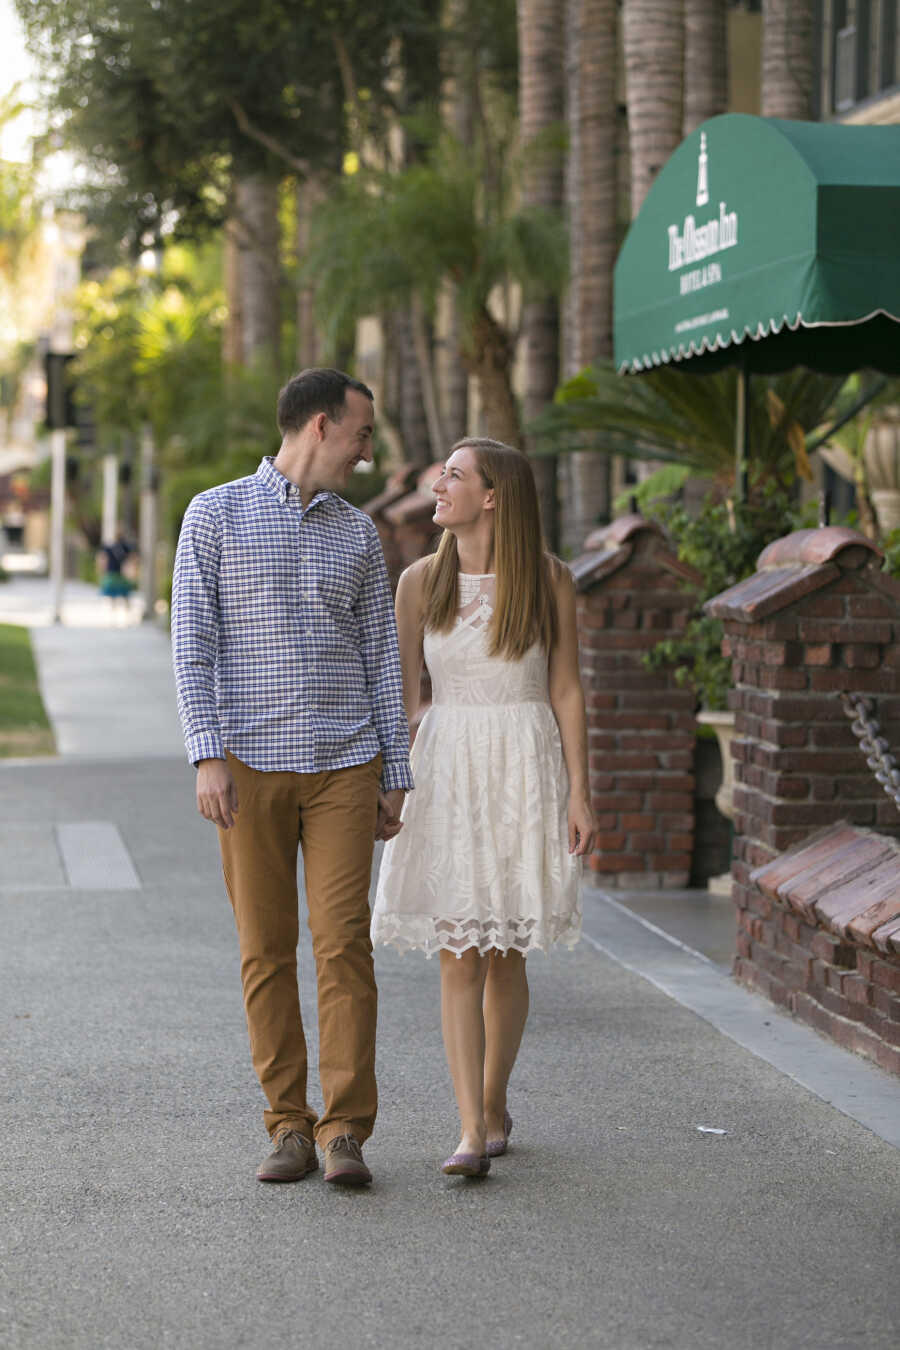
[97,528,137,620]
[171,368,412,1188]
[371,438,595,1177]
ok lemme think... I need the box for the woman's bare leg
[483,950,529,1143]
[439,948,490,1155]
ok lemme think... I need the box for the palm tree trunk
[684,0,728,135]
[623,0,685,216]
[562,0,617,554]
[411,292,445,461]
[761,0,814,119]
[295,178,323,371]
[517,0,564,546]
[396,307,432,467]
[436,0,473,447]
[436,282,469,445]
[465,307,522,448]
[233,171,282,373]
[222,207,244,369]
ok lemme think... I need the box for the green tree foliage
[534,360,847,488]
[0,94,40,278]
[67,240,270,549]
[305,127,567,442]
[15,0,423,252]
[643,482,814,711]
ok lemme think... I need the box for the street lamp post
[101,453,118,545]
[44,351,75,625]
[49,426,66,624]
[139,422,157,620]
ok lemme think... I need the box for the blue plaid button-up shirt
[171,457,413,792]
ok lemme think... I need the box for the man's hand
[197,758,239,830]
[376,789,405,842]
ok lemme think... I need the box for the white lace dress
[371,573,581,958]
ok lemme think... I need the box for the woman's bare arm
[394,558,428,732]
[548,564,596,857]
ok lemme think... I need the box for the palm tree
[437,0,475,446]
[560,0,618,553]
[683,0,728,135]
[304,136,567,450]
[761,0,814,119]
[517,0,565,543]
[231,172,282,374]
[534,361,847,492]
[622,0,685,215]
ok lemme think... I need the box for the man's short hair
[277,368,374,435]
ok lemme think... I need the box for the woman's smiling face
[432,447,494,530]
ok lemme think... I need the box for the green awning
[614,114,900,376]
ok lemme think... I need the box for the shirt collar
[255,456,335,511]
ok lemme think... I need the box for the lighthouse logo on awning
[667,133,738,295]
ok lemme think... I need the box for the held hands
[196,758,239,830]
[376,789,405,842]
[568,793,596,858]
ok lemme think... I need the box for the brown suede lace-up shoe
[256,1128,319,1183]
[323,1133,372,1186]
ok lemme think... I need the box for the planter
[871,489,900,533]
[696,709,736,896]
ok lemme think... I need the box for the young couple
[171,367,595,1187]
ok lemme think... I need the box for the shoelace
[326,1132,362,1159]
[274,1128,311,1150]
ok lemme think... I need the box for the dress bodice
[423,573,550,707]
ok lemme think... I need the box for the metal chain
[839,693,900,812]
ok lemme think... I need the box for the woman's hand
[376,789,405,841]
[567,793,596,857]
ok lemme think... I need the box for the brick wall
[572,515,702,888]
[749,826,900,1076]
[706,527,900,1073]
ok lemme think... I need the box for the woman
[372,438,595,1177]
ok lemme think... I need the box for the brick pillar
[572,514,703,888]
[705,527,900,988]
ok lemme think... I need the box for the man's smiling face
[312,389,375,493]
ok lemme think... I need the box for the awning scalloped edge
[617,307,900,374]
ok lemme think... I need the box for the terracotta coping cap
[705,525,896,623]
[583,513,665,552]
[573,513,703,592]
[757,527,883,570]
[751,823,900,954]
[704,561,840,622]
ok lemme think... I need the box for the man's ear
[314,411,329,440]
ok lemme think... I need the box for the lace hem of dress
[373,911,581,959]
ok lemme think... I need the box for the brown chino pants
[218,751,382,1146]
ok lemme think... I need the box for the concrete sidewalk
[2,589,899,1349]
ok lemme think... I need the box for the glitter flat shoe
[486,1112,513,1158]
[441,1151,490,1177]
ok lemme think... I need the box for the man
[171,368,412,1187]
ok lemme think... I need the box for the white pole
[139,422,157,621]
[101,453,118,545]
[49,428,67,624]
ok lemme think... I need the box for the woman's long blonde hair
[422,438,558,659]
